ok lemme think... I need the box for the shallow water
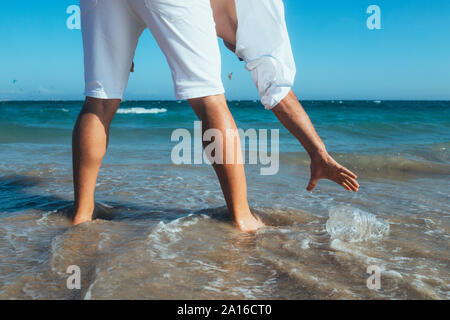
[0,100,449,299]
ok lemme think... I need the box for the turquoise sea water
[0,100,449,299]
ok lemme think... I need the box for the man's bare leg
[189,95,264,232]
[72,97,120,226]
[272,91,359,192]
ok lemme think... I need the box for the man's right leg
[130,1,263,231]
[72,97,120,225]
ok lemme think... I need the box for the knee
[188,94,227,120]
[78,97,120,129]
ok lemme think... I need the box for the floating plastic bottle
[326,206,390,242]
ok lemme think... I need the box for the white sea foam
[146,214,200,259]
[117,107,167,114]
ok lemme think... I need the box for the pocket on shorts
[145,0,191,22]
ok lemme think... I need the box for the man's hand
[307,153,359,192]
[130,61,135,72]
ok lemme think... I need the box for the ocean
[0,100,448,299]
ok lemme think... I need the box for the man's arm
[211,0,359,191]
[272,91,359,192]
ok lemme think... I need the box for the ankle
[73,204,95,219]
[72,215,92,226]
[229,206,252,220]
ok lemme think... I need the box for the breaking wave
[117,107,167,114]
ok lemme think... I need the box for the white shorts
[235,0,296,109]
[80,0,225,100]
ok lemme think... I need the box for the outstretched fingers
[342,173,359,189]
[340,173,359,192]
[342,181,352,191]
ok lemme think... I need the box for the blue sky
[0,0,449,100]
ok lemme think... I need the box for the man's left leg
[74,0,144,225]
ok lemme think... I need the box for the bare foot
[234,211,265,232]
[307,152,359,192]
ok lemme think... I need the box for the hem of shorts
[175,87,225,100]
[84,90,123,100]
[263,86,292,110]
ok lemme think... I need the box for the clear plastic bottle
[326,206,390,242]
